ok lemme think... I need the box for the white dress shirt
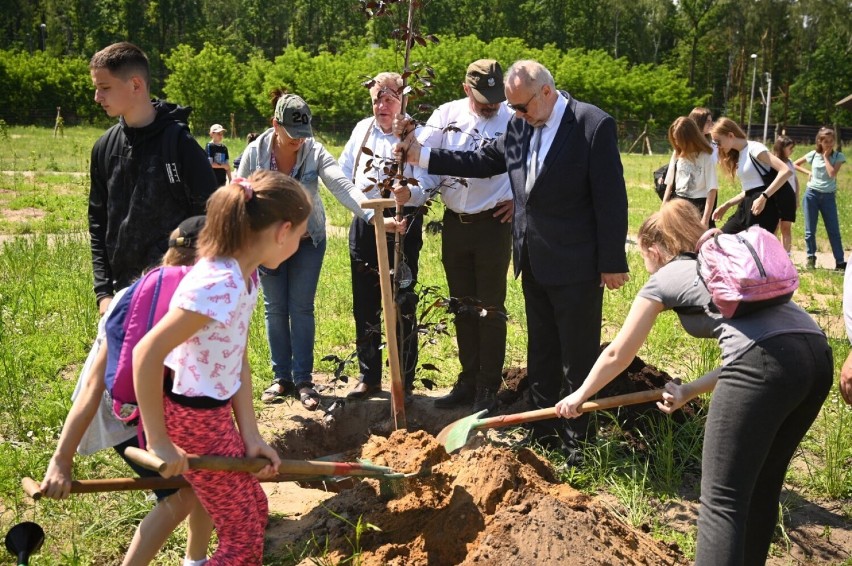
[339,116,432,207]
[417,98,512,214]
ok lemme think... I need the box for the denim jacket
[236,127,373,245]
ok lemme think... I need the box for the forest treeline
[1,0,849,132]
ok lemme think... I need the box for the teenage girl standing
[660,116,718,228]
[134,170,311,564]
[710,118,792,235]
[771,136,800,254]
[794,127,847,270]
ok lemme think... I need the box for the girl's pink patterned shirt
[164,257,258,399]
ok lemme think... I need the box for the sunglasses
[507,90,538,114]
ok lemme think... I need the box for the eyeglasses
[507,90,538,114]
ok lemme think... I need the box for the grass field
[1,126,850,564]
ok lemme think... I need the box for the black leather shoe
[346,381,382,400]
[434,383,475,409]
[472,386,497,413]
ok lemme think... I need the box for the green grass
[1,126,851,564]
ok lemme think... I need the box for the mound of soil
[258,353,850,565]
[266,430,683,565]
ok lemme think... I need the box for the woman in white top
[661,116,718,228]
[711,118,792,234]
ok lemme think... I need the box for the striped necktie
[525,125,544,194]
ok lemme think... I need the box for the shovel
[21,472,355,501]
[4,522,44,565]
[123,446,396,478]
[437,389,666,454]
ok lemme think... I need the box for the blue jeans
[803,189,845,264]
[259,237,326,386]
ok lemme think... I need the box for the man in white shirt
[416,60,514,413]
[338,72,435,400]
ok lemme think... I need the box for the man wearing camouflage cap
[416,59,514,413]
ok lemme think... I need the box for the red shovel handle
[474,388,666,431]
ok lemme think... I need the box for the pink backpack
[696,227,799,318]
[104,265,193,426]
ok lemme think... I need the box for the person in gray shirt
[555,200,832,566]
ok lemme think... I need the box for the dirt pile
[269,430,683,565]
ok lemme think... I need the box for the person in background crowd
[88,42,216,315]
[207,124,231,187]
[233,132,259,171]
[660,116,718,228]
[688,107,718,163]
[794,127,846,270]
[710,118,791,235]
[771,135,800,254]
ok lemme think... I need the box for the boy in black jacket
[88,42,217,314]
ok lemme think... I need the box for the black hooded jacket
[88,100,217,301]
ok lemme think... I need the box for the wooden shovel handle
[124,446,394,477]
[22,476,190,501]
[124,446,272,473]
[22,472,362,501]
[474,389,666,431]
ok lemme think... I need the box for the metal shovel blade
[437,389,666,454]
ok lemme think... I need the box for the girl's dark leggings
[696,332,833,565]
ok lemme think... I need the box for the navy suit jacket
[428,92,629,286]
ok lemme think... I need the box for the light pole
[763,72,772,144]
[39,23,46,51]
[747,53,758,139]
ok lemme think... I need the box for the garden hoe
[4,521,44,566]
[437,388,667,454]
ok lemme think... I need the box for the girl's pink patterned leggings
[164,397,268,565]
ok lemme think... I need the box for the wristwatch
[759,192,769,199]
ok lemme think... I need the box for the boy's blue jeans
[802,189,845,264]
[259,237,326,387]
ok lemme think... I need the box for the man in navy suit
[396,60,629,459]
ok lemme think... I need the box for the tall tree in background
[676,0,722,87]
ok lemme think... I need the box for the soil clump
[265,430,684,565]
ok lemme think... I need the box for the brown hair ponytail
[198,170,311,259]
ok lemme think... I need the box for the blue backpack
[104,265,193,426]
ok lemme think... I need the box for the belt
[446,207,498,224]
